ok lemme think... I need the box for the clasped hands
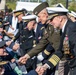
[35,64,48,75]
[18,54,48,75]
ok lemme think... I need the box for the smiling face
[38,9,48,24]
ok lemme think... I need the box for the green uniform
[27,24,60,57]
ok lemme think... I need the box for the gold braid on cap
[48,14,58,20]
[15,12,23,17]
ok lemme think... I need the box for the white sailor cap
[46,7,69,20]
[47,7,68,14]
[22,14,37,22]
[68,11,76,18]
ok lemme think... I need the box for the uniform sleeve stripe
[48,54,60,66]
[48,58,57,66]
[44,49,50,55]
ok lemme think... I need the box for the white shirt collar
[62,20,67,32]
[34,24,37,33]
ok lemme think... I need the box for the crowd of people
[0,1,76,75]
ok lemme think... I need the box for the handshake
[35,64,48,75]
[18,54,49,75]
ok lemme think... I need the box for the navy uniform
[14,15,37,72]
[21,15,37,72]
[12,9,26,42]
[10,9,28,57]
[41,7,76,75]
[20,26,35,55]
[13,15,37,55]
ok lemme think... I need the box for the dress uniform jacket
[36,23,54,60]
[27,24,60,57]
[20,28,35,54]
[44,19,76,72]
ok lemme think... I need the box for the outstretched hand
[18,54,30,65]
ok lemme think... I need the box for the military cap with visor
[68,11,76,18]
[46,7,69,20]
[22,14,37,22]
[13,9,27,17]
[33,2,49,15]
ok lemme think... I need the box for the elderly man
[36,6,76,75]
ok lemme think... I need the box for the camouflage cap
[33,2,49,15]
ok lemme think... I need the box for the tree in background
[68,0,76,11]
[47,0,76,12]
[6,0,76,12]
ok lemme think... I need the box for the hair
[40,9,48,17]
